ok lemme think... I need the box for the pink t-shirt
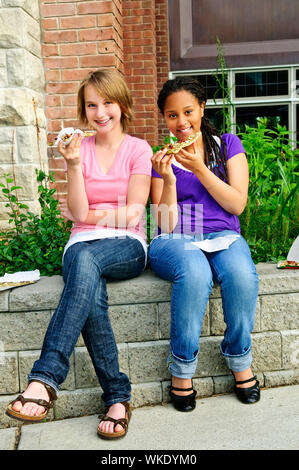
[66,134,152,246]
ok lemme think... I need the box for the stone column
[0,0,48,230]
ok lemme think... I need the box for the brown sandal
[6,380,57,423]
[97,401,132,440]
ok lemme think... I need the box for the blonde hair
[77,69,133,132]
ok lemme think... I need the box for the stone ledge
[2,263,299,312]
[0,262,298,428]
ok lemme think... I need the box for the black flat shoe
[169,384,197,412]
[233,375,260,404]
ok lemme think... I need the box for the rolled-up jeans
[149,230,259,378]
[28,236,145,406]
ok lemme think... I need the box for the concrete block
[128,340,170,384]
[7,49,44,91]
[74,344,129,389]
[16,126,47,164]
[18,350,75,391]
[107,270,172,305]
[0,426,17,450]
[0,310,51,351]
[281,330,299,369]
[0,88,36,126]
[110,303,159,343]
[257,269,299,295]
[196,336,228,377]
[131,382,162,408]
[3,1,40,22]
[9,276,63,311]
[0,50,8,86]
[251,332,282,371]
[0,291,8,312]
[54,388,103,421]
[0,164,38,202]
[213,374,235,395]
[261,294,299,331]
[0,8,24,49]
[0,352,19,394]
[0,7,41,56]
[264,369,299,387]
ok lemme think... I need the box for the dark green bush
[0,169,72,276]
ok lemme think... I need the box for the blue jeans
[149,230,259,378]
[28,236,145,406]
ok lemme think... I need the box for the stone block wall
[0,263,298,428]
[0,0,48,229]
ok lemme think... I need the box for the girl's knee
[176,256,213,290]
[63,247,97,280]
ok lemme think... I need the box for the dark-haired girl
[149,77,260,412]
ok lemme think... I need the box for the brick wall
[40,0,170,197]
[155,0,170,143]
[123,0,158,144]
[41,0,124,194]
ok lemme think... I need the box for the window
[235,70,289,98]
[171,66,299,140]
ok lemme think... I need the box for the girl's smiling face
[84,83,123,134]
[163,90,205,142]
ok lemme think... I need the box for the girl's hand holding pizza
[151,149,176,185]
[175,144,205,174]
[58,133,83,168]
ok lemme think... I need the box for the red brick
[41,3,76,18]
[42,18,59,30]
[62,68,94,81]
[48,157,66,171]
[60,43,97,56]
[43,30,78,44]
[62,119,81,129]
[78,28,115,41]
[80,55,116,68]
[47,119,63,132]
[42,44,59,57]
[46,95,61,107]
[60,16,96,29]
[98,40,118,54]
[78,1,114,15]
[62,95,77,106]
[45,70,61,81]
[46,82,78,94]
[44,56,79,69]
[47,107,77,119]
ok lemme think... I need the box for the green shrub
[238,118,299,263]
[0,169,72,276]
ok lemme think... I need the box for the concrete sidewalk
[1,385,298,451]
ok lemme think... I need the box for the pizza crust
[163,131,202,155]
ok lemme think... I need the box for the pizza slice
[163,131,202,155]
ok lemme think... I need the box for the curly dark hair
[158,76,228,181]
